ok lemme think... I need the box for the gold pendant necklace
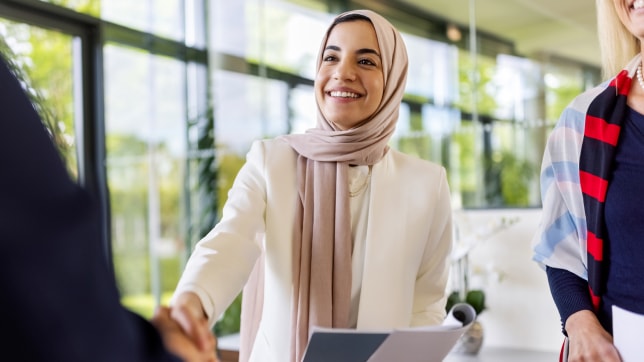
[349,166,373,197]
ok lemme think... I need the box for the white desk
[218,333,560,362]
[445,347,559,362]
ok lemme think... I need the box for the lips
[633,0,644,10]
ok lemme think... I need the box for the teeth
[330,91,359,98]
[635,0,644,9]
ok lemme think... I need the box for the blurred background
[0,0,598,353]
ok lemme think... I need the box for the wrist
[175,291,207,319]
[565,309,601,335]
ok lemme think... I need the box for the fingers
[151,306,175,332]
[167,292,217,359]
[565,311,621,362]
[170,303,217,353]
[153,306,219,362]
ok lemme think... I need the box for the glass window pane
[545,63,585,125]
[290,84,316,134]
[403,33,459,104]
[38,0,100,17]
[214,69,288,155]
[101,0,184,41]
[0,20,78,178]
[104,44,187,317]
[212,0,331,79]
[450,122,480,207]
[493,54,542,122]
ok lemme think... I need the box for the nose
[333,60,356,81]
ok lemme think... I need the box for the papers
[303,303,476,362]
[613,304,644,362]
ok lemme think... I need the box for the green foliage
[446,289,486,316]
[21,27,76,175]
[395,111,433,160]
[121,291,174,319]
[215,150,247,215]
[107,134,148,158]
[115,254,183,319]
[450,127,478,204]
[113,254,182,297]
[0,32,72,170]
[215,293,243,337]
[210,148,246,337]
[42,0,100,16]
[465,290,486,315]
[481,149,535,207]
[183,105,217,252]
[546,82,583,123]
[456,52,499,115]
[499,151,534,206]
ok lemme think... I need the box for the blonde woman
[533,1,644,361]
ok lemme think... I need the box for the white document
[303,303,476,362]
[612,304,644,362]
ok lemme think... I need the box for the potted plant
[446,289,486,355]
[445,289,486,316]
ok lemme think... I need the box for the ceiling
[397,0,600,68]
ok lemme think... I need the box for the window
[104,44,190,311]
[101,3,209,316]
[0,19,78,177]
[2,0,209,319]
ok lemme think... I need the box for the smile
[633,0,644,10]
[329,91,360,98]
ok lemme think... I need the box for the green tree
[42,0,100,16]
[0,29,72,168]
[456,52,499,115]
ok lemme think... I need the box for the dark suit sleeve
[0,54,180,362]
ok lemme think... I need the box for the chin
[334,120,367,131]
[329,121,350,131]
[323,111,367,130]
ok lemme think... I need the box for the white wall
[455,208,563,352]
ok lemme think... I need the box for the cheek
[370,80,385,104]
[314,73,328,99]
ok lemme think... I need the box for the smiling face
[614,0,644,39]
[315,20,384,131]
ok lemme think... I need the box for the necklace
[637,62,644,92]
[349,165,372,197]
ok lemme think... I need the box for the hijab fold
[239,9,408,362]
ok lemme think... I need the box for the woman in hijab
[170,9,453,362]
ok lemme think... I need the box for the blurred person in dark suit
[0,52,216,362]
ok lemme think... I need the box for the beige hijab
[239,9,408,362]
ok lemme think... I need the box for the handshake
[153,292,220,362]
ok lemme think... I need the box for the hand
[152,305,218,362]
[565,310,621,362]
[170,292,219,360]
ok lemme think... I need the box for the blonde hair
[596,0,639,78]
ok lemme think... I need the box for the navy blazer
[0,54,179,361]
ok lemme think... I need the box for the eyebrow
[325,45,381,58]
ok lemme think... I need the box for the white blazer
[174,138,453,362]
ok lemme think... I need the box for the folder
[303,303,476,362]
[613,304,644,362]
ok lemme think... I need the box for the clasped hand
[152,299,218,362]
